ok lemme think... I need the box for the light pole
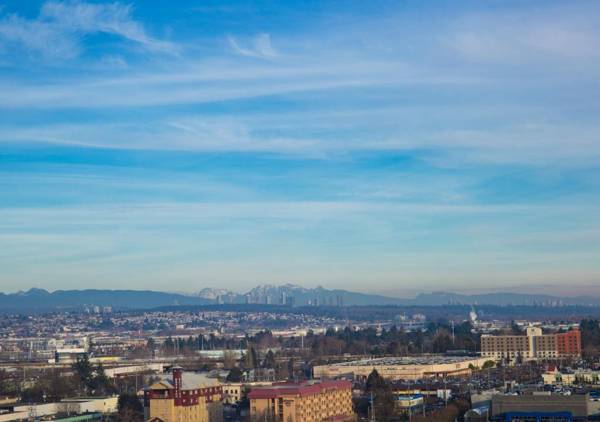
[370,391,376,422]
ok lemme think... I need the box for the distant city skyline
[1,0,599,295]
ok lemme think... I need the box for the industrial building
[313,356,492,381]
[489,393,600,421]
[0,396,118,422]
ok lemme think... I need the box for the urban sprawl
[0,304,599,422]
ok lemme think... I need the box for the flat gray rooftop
[326,356,481,367]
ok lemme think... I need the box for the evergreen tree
[243,346,258,369]
[263,350,276,368]
[73,355,94,393]
[365,370,395,421]
[226,367,243,382]
[117,393,144,422]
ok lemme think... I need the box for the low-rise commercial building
[313,356,491,381]
[222,381,277,405]
[53,348,87,364]
[542,368,600,386]
[0,397,118,422]
[395,394,424,416]
[490,393,593,421]
[247,380,354,422]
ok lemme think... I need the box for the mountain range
[1,285,599,312]
[196,285,600,307]
[195,284,403,306]
[0,288,212,312]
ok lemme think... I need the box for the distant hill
[410,291,600,306]
[1,285,599,313]
[0,288,212,312]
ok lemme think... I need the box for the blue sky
[1,0,599,296]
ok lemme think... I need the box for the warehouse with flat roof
[313,356,492,381]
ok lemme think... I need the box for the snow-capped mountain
[195,288,236,300]
[194,283,404,306]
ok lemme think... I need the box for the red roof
[247,380,351,399]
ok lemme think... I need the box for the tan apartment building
[222,383,242,405]
[248,380,355,422]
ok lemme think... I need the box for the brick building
[144,367,223,422]
[247,380,355,422]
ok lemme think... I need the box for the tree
[482,360,495,370]
[117,393,144,422]
[226,367,243,383]
[164,336,175,355]
[45,371,76,401]
[581,319,600,355]
[73,355,94,394]
[365,370,395,421]
[91,364,116,396]
[0,370,18,397]
[432,329,453,353]
[311,337,345,357]
[20,384,45,403]
[287,358,295,380]
[146,338,156,350]
[366,370,386,392]
[72,356,115,396]
[243,346,259,369]
[263,350,276,368]
[223,350,238,369]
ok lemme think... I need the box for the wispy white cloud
[2,112,599,166]
[0,0,177,60]
[0,14,81,59]
[227,33,278,59]
[41,1,177,53]
[448,7,600,66]
[0,2,598,165]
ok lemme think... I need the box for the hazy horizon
[4,282,600,300]
[1,0,599,295]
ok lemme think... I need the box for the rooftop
[247,380,351,399]
[323,355,483,367]
[150,372,221,391]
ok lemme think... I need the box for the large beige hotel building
[481,327,581,360]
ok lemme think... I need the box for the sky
[0,0,599,297]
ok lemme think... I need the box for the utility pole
[443,377,448,406]
[370,391,375,422]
